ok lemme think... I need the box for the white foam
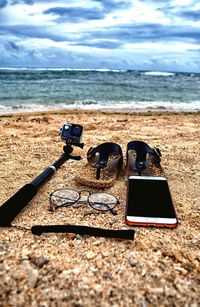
[0,100,199,115]
[143,71,175,76]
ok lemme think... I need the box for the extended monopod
[0,123,84,227]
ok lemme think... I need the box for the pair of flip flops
[75,141,162,189]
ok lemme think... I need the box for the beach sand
[0,109,199,306]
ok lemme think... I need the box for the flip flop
[75,142,123,188]
[126,141,162,176]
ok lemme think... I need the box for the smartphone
[125,176,178,228]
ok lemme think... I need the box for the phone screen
[126,176,176,219]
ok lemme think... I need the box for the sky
[0,0,200,72]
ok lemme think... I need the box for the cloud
[95,0,132,13]
[0,0,34,6]
[73,40,122,49]
[5,41,20,52]
[178,9,200,21]
[43,0,133,23]
[0,37,106,68]
[158,1,200,21]
[0,0,200,71]
[80,23,200,46]
[43,6,105,22]
[1,21,200,52]
[10,0,34,5]
[0,0,8,8]
[0,25,69,42]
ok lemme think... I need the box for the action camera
[60,123,83,145]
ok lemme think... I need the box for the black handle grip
[31,224,135,240]
[0,184,38,226]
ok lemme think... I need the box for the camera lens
[72,126,81,136]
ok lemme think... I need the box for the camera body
[60,123,83,146]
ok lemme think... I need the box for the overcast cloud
[0,0,200,72]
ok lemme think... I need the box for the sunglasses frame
[49,188,120,215]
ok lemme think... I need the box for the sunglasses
[49,188,120,215]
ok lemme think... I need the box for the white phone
[125,176,178,228]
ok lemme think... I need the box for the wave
[0,100,199,115]
[0,68,198,76]
[143,71,175,76]
[0,67,127,73]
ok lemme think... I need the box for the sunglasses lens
[88,193,117,211]
[50,189,79,207]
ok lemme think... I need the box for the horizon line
[0,66,198,74]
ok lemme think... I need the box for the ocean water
[0,68,200,114]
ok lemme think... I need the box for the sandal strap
[127,141,161,174]
[87,142,123,180]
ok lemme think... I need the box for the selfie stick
[0,143,83,227]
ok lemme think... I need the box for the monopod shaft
[31,151,70,188]
[0,150,72,227]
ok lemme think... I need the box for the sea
[0,67,200,114]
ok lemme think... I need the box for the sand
[0,109,199,306]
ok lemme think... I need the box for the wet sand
[0,109,200,306]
